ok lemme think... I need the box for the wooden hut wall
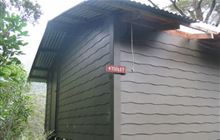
[55,19,113,140]
[45,73,52,131]
[114,22,220,140]
[45,67,58,133]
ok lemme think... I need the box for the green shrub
[0,65,32,140]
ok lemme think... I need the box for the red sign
[105,65,126,74]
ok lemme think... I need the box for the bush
[0,65,32,140]
[21,91,46,140]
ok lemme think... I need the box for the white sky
[19,0,171,72]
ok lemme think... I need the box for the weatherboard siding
[45,75,52,131]
[56,19,113,140]
[45,68,58,132]
[119,31,220,140]
[50,69,57,131]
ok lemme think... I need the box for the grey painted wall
[44,18,220,140]
[45,74,51,131]
[117,24,220,140]
[55,19,113,140]
[45,67,58,133]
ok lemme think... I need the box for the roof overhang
[166,22,219,38]
[165,22,220,50]
[198,34,220,49]
[29,0,194,82]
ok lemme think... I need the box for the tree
[0,65,31,140]
[0,0,41,70]
[0,13,28,69]
[0,0,41,23]
[0,0,42,139]
[147,0,220,26]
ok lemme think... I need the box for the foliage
[0,0,41,23]
[147,0,220,26]
[0,0,42,139]
[0,65,32,140]
[0,16,31,139]
[0,0,42,72]
[21,91,46,140]
[0,13,28,69]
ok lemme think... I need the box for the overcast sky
[19,0,171,72]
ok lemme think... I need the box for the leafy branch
[0,13,28,68]
[0,0,42,24]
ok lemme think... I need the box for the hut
[29,0,220,140]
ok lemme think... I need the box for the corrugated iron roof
[54,0,194,24]
[29,0,195,82]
